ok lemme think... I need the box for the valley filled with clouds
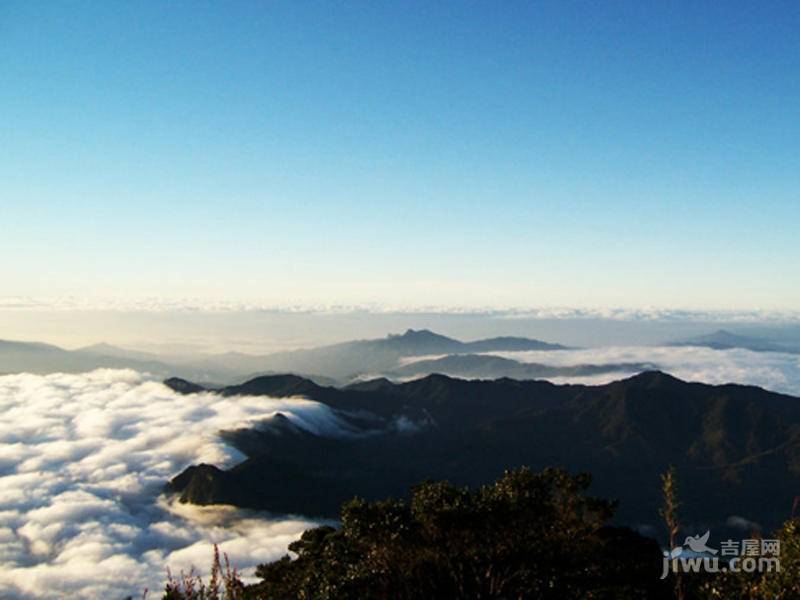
[2,345,800,598]
[0,370,345,599]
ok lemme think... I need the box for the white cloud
[2,296,800,322]
[0,370,343,599]
[489,346,800,396]
[2,351,797,598]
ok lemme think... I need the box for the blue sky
[2,1,799,309]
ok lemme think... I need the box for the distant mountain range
[0,339,233,382]
[166,370,800,535]
[670,329,800,354]
[0,329,570,383]
[8,326,798,387]
[389,353,653,380]
[221,329,570,381]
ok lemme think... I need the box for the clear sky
[2,1,799,310]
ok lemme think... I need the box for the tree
[247,467,669,599]
[660,466,684,600]
[660,467,680,552]
[699,518,800,599]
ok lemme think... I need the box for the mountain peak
[80,342,117,352]
[164,377,207,394]
[623,370,682,387]
[221,373,326,398]
[378,329,462,354]
[392,329,452,341]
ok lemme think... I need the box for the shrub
[162,545,245,600]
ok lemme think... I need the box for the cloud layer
[492,346,800,396]
[3,349,799,597]
[3,296,800,322]
[0,370,343,599]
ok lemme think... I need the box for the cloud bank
[2,296,800,322]
[492,346,800,396]
[0,370,344,599]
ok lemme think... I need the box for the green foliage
[247,467,668,599]
[698,518,800,599]
[161,468,800,599]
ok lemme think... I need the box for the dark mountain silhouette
[163,377,207,395]
[166,371,800,534]
[671,329,799,354]
[222,373,330,399]
[233,370,340,388]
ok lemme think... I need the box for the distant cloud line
[2,296,799,322]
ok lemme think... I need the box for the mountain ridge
[0,330,570,384]
[209,328,569,380]
[166,369,800,533]
[389,353,653,380]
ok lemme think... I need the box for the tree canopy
[246,467,667,599]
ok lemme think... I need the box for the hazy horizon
[3,302,800,354]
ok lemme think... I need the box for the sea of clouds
[0,370,350,599]
[4,349,800,598]
[489,346,800,396]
